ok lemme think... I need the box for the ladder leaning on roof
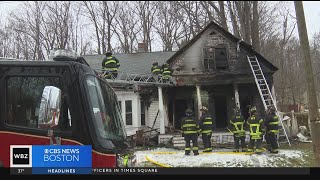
[247,55,291,146]
[95,69,175,86]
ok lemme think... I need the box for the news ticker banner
[10,145,92,174]
[9,167,311,175]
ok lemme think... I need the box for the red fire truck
[0,50,135,167]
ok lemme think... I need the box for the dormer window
[215,48,228,70]
[203,47,229,70]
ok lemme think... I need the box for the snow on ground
[134,148,307,167]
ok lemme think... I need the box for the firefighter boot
[255,148,264,155]
[267,144,272,153]
[270,149,279,154]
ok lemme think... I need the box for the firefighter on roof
[199,106,213,152]
[228,107,247,152]
[151,62,162,75]
[181,108,199,156]
[102,51,120,79]
[161,63,173,83]
[246,106,266,154]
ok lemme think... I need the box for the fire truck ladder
[98,70,174,86]
[247,55,291,146]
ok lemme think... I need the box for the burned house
[84,21,278,140]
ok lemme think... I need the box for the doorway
[240,96,251,120]
[214,95,228,129]
[174,99,194,129]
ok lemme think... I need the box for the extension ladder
[247,55,291,146]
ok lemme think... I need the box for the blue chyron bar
[32,168,91,174]
[31,145,92,175]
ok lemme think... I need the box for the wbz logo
[10,145,32,167]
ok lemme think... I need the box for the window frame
[203,46,229,71]
[214,47,229,70]
[4,74,72,136]
[140,100,146,126]
[125,100,133,126]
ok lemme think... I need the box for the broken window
[203,47,229,70]
[203,47,215,70]
[215,48,228,69]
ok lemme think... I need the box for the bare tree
[227,1,240,37]
[83,1,118,54]
[113,2,140,53]
[278,6,296,106]
[8,1,47,60]
[134,1,157,52]
[45,1,72,49]
[154,1,183,51]
[200,1,215,23]
[82,1,100,54]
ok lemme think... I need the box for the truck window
[6,76,71,131]
[85,75,126,141]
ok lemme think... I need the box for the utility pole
[294,1,320,167]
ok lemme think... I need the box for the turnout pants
[104,70,118,79]
[265,132,279,151]
[202,133,212,152]
[248,136,263,153]
[184,134,199,155]
[234,135,246,150]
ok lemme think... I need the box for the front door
[214,95,228,129]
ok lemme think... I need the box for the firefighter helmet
[200,106,208,112]
[105,51,112,56]
[250,106,257,113]
[234,107,241,114]
[152,62,158,65]
[185,108,193,115]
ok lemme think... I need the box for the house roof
[83,51,176,74]
[166,21,278,71]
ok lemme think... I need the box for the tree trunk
[227,1,240,37]
[251,1,260,52]
[243,1,251,44]
[218,1,228,31]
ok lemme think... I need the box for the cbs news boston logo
[10,145,92,174]
[10,145,32,168]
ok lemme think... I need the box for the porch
[159,132,251,149]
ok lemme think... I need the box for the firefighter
[228,107,247,152]
[161,63,173,83]
[265,106,279,153]
[181,108,199,156]
[151,62,162,75]
[102,51,120,79]
[199,106,213,152]
[246,106,266,154]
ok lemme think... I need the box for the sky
[0,1,319,40]
[292,1,320,38]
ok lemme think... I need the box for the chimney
[137,42,145,52]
